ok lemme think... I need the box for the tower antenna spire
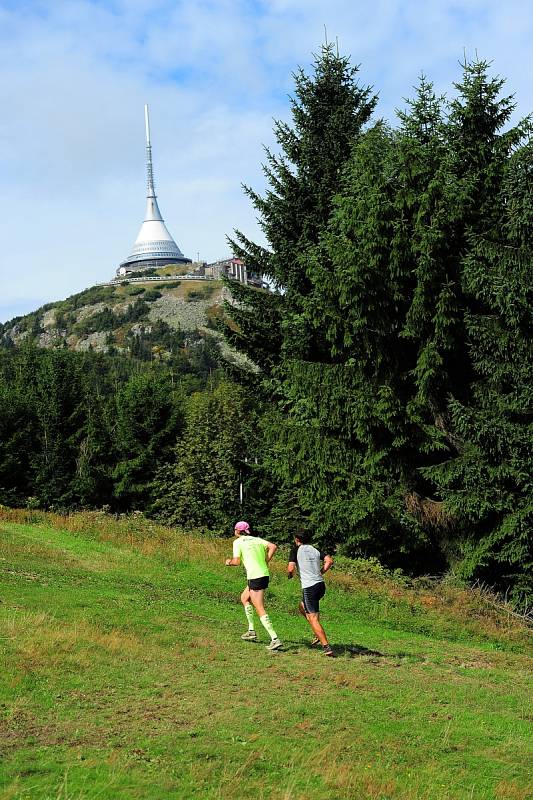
[117,105,190,276]
[144,104,156,198]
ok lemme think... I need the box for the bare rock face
[130,323,153,337]
[75,303,107,322]
[74,331,110,352]
[42,310,57,329]
[37,330,66,348]
[147,295,216,331]
[7,325,30,346]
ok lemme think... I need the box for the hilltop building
[205,257,265,288]
[117,106,191,276]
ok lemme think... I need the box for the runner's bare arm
[225,557,241,566]
[321,555,334,574]
[265,542,277,562]
[287,561,297,579]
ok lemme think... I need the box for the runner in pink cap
[224,521,282,650]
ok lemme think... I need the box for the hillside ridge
[0,264,244,364]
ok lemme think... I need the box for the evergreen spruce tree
[424,142,533,601]
[221,43,377,539]
[258,83,451,562]
[31,350,83,507]
[223,43,377,372]
[0,354,37,505]
[68,356,115,507]
[150,382,257,531]
[403,61,526,415]
[112,371,185,510]
[261,114,445,564]
[244,57,531,583]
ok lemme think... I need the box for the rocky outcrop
[147,294,218,331]
[0,279,257,366]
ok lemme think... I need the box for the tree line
[0,344,252,525]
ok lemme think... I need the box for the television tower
[117,105,190,275]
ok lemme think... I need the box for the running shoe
[266,637,283,651]
[323,644,335,657]
[310,636,321,646]
[241,630,257,641]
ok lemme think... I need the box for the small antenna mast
[144,104,151,145]
[144,104,155,198]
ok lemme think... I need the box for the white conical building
[117,105,190,275]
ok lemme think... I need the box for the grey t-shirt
[289,543,325,589]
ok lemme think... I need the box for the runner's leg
[250,589,279,641]
[249,588,266,617]
[241,586,255,632]
[302,585,329,646]
[306,612,328,646]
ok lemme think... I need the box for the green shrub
[143,289,162,302]
[184,290,202,302]
[184,284,215,302]
[125,268,158,278]
[59,286,116,312]
[74,307,116,336]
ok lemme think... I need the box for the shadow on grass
[310,641,427,662]
[344,644,428,662]
[270,640,388,658]
[346,643,386,657]
[241,638,427,663]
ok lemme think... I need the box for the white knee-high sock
[244,603,255,631]
[260,614,278,640]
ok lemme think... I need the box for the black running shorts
[248,576,269,590]
[302,581,326,613]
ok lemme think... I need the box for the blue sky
[1,0,532,323]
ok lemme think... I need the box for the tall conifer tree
[223,43,377,371]
[424,142,533,600]
[150,382,255,530]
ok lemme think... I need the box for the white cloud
[0,0,532,322]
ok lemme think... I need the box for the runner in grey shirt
[288,531,334,657]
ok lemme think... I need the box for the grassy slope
[0,513,531,800]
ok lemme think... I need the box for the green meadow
[1,511,531,800]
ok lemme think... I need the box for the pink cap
[234,521,250,532]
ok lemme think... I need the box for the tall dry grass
[0,506,228,564]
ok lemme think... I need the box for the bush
[184,284,215,302]
[73,307,116,336]
[184,289,203,302]
[206,305,224,330]
[143,290,162,302]
[125,268,158,279]
[59,286,116,312]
